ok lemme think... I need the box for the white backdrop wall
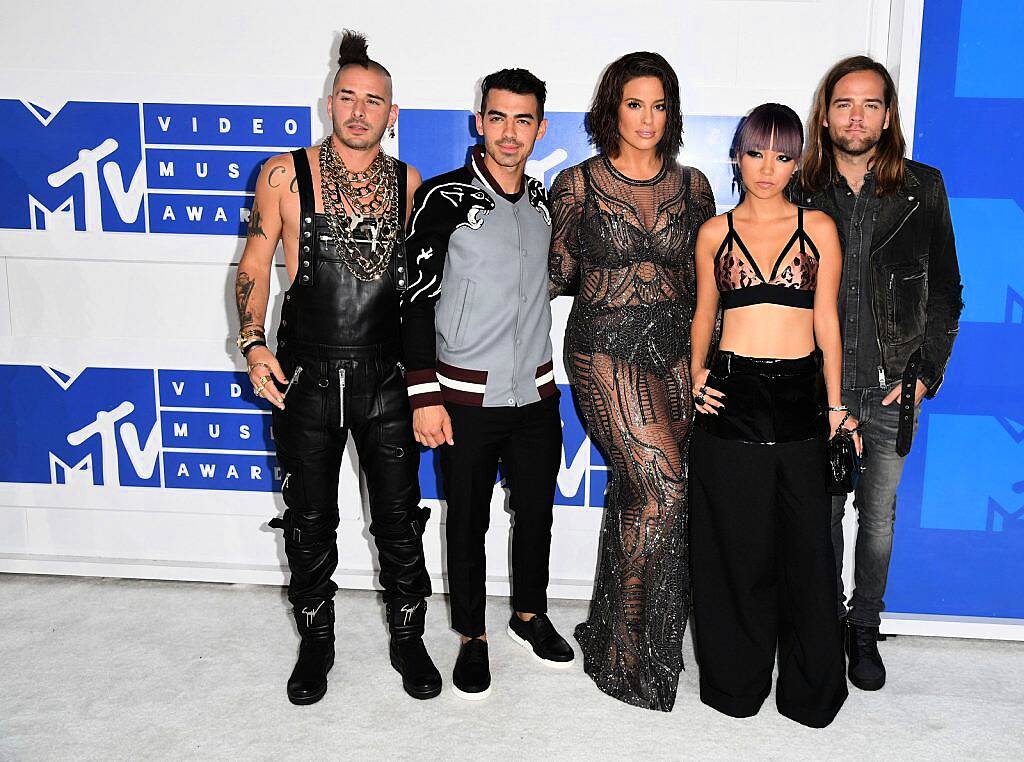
[6,0,987,636]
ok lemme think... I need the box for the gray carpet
[1,574,1020,761]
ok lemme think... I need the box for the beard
[830,129,882,157]
[335,120,386,151]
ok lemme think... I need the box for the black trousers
[440,396,562,638]
[270,341,431,609]
[690,351,847,728]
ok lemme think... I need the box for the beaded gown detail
[549,156,715,711]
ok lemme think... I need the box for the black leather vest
[277,147,409,350]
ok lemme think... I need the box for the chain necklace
[319,137,400,282]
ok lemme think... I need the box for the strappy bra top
[714,207,820,310]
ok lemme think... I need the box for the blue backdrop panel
[885,0,1024,619]
[0,100,309,237]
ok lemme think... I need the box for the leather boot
[846,621,886,691]
[287,599,335,705]
[387,598,442,699]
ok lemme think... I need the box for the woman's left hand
[829,409,863,457]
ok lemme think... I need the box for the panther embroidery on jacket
[408,182,496,238]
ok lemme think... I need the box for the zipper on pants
[338,368,346,427]
[283,366,303,398]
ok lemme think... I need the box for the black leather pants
[270,340,431,608]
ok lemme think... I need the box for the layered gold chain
[319,137,400,282]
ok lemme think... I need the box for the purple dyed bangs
[734,103,804,160]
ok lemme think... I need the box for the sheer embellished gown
[548,156,716,711]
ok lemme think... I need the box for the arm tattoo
[247,200,267,239]
[289,176,298,194]
[236,271,258,327]
[267,165,285,188]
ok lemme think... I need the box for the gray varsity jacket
[400,147,556,409]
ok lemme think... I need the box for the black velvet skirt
[695,349,827,444]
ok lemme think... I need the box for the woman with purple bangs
[688,103,859,727]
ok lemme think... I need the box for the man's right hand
[413,405,454,448]
[246,345,288,410]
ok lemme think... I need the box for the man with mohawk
[233,30,441,704]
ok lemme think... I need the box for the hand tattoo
[247,200,267,239]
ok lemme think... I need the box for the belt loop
[318,360,330,388]
[725,352,732,376]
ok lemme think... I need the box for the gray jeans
[831,386,921,627]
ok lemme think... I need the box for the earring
[388,125,396,140]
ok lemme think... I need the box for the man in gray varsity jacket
[400,69,574,700]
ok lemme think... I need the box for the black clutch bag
[826,428,858,495]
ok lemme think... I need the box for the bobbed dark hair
[480,68,547,120]
[586,51,683,160]
[730,103,804,193]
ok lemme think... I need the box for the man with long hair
[798,56,963,691]
[234,30,441,705]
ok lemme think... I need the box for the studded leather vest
[277,147,409,350]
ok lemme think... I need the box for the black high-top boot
[287,599,335,705]
[846,621,886,691]
[387,598,442,700]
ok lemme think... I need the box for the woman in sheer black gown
[548,52,715,711]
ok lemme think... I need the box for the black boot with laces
[846,621,886,691]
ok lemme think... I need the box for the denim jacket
[795,159,964,397]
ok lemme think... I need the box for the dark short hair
[333,30,392,90]
[480,68,547,120]
[732,102,804,162]
[586,51,683,160]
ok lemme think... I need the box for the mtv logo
[49,453,94,487]
[0,365,160,488]
[556,386,608,507]
[921,414,1024,532]
[0,100,145,232]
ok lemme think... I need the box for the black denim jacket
[794,159,964,397]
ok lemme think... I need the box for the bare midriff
[719,303,816,359]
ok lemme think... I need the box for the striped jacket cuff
[406,369,444,410]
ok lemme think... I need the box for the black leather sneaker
[846,621,886,691]
[452,638,491,700]
[507,613,574,669]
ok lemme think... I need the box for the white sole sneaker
[451,682,492,701]
[506,624,575,670]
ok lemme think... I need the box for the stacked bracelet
[241,339,268,356]
[828,405,849,412]
[236,326,266,356]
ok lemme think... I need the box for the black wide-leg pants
[440,396,562,638]
[690,350,847,728]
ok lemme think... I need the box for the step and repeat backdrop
[0,0,1019,636]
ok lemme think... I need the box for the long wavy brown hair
[801,56,906,196]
